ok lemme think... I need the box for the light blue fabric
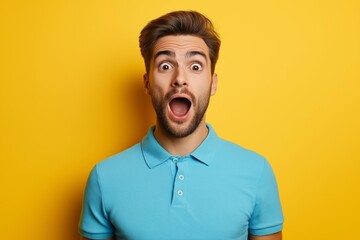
[79,124,284,239]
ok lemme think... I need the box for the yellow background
[1,0,359,239]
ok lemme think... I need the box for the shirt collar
[141,124,220,169]
[141,127,172,169]
[190,124,219,166]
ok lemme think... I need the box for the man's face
[144,35,217,138]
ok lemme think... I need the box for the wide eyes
[190,63,202,71]
[159,62,173,71]
[158,62,203,72]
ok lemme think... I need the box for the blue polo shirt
[79,125,284,239]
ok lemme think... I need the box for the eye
[159,62,173,71]
[190,63,202,71]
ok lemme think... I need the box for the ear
[210,73,218,96]
[143,73,150,95]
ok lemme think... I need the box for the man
[79,11,284,240]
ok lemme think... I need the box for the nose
[171,67,188,88]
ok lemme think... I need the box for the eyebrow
[154,50,208,62]
[186,51,207,61]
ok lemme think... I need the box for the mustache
[164,88,195,103]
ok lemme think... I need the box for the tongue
[170,98,190,117]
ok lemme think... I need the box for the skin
[249,231,282,240]
[144,35,217,156]
[80,35,282,240]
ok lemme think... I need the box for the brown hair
[139,11,221,74]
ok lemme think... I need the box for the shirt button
[179,174,184,180]
[177,190,183,196]
[172,158,178,163]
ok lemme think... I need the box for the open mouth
[169,97,191,117]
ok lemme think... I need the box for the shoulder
[214,137,268,174]
[95,143,144,175]
[218,138,265,163]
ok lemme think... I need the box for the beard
[151,88,211,138]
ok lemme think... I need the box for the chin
[163,116,205,138]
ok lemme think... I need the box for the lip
[167,94,193,122]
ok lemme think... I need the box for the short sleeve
[79,165,114,239]
[249,159,284,236]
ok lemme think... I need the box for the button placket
[171,158,188,207]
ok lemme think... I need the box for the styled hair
[139,11,221,74]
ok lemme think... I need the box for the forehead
[152,35,210,58]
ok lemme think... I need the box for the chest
[105,160,257,239]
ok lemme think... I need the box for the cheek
[194,77,213,93]
[149,83,167,99]
[150,73,171,89]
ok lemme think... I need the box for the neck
[153,120,209,156]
